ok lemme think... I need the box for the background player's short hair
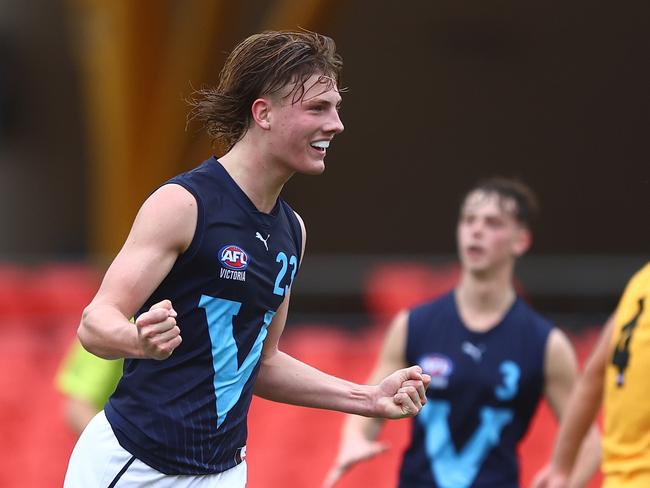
[460,177,540,230]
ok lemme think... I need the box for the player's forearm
[551,371,603,476]
[567,425,601,488]
[78,303,142,359]
[255,350,376,416]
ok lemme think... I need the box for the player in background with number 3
[64,30,430,488]
[324,179,601,488]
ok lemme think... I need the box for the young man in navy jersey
[324,178,601,488]
[64,30,430,487]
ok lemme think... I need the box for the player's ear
[251,98,271,130]
[513,226,532,257]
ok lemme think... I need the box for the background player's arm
[77,184,196,359]
[254,214,427,418]
[536,328,602,488]
[322,310,410,488]
[534,316,613,488]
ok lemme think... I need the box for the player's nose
[325,109,344,134]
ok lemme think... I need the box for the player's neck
[218,143,292,214]
[455,267,516,332]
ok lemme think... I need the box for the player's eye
[486,218,504,228]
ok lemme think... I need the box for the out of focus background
[0,0,647,486]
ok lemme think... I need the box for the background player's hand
[135,299,182,360]
[374,365,431,419]
[322,431,390,488]
[530,464,569,488]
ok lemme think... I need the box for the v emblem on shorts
[255,232,270,251]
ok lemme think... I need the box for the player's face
[456,191,530,274]
[266,73,344,175]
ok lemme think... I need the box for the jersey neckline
[210,157,281,230]
[450,289,521,338]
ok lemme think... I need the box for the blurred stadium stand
[0,260,605,488]
[289,254,648,330]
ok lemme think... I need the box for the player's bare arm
[254,302,426,417]
[323,310,412,488]
[532,327,604,488]
[254,214,429,417]
[534,316,614,488]
[78,184,197,360]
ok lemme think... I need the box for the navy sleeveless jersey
[400,291,552,488]
[104,157,302,475]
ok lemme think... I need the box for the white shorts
[64,411,247,487]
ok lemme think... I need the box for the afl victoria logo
[420,354,453,389]
[218,245,250,270]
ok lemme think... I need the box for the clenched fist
[135,299,182,360]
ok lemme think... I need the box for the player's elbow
[77,310,92,351]
[77,305,102,355]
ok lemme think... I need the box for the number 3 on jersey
[419,360,521,488]
[273,252,297,296]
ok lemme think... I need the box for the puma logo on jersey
[255,232,270,251]
[462,341,486,363]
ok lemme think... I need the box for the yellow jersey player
[536,261,650,488]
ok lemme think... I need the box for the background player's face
[265,73,344,175]
[456,191,530,274]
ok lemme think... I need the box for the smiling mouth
[310,140,330,152]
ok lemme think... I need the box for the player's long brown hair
[188,30,344,152]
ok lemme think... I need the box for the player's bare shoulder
[133,183,198,254]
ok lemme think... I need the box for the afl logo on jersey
[419,354,453,389]
[218,245,250,270]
